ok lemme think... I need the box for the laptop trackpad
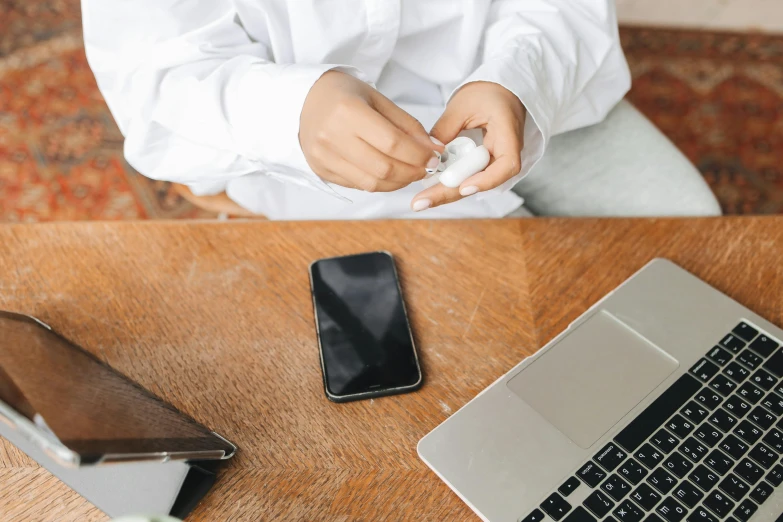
[507,310,678,449]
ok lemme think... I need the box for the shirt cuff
[451,43,554,195]
[231,63,369,196]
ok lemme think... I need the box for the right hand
[300,71,443,192]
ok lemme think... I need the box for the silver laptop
[419,259,783,522]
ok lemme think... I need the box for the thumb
[430,104,466,145]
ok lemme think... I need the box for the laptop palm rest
[507,310,678,449]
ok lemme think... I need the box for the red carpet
[1,1,782,220]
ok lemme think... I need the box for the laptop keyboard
[521,322,783,522]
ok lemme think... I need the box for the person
[82,0,721,220]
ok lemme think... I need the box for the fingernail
[430,136,444,146]
[412,199,431,212]
[426,154,440,170]
[460,186,479,197]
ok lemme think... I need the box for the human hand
[411,81,526,211]
[300,71,444,193]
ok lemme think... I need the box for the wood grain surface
[0,217,780,521]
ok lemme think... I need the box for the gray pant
[509,100,721,217]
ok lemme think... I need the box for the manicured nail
[427,154,440,170]
[460,186,479,197]
[430,136,444,146]
[412,199,431,212]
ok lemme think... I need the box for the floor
[618,0,783,33]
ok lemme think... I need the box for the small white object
[425,136,490,189]
[438,137,490,188]
[110,517,181,522]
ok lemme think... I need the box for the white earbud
[426,136,490,188]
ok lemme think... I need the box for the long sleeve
[455,0,632,192]
[81,0,364,196]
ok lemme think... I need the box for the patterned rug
[1,1,782,220]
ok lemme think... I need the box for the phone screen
[310,252,421,400]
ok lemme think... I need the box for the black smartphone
[309,251,423,403]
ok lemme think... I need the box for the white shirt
[82,0,631,220]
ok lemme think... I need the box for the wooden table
[0,217,781,521]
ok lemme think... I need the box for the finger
[340,135,429,185]
[456,125,523,192]
[372,94,443,151]
[320,145,405,193]
[429,105,467,147]
[410,183,463,212]
[356,104,439,168]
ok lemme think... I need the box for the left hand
[411,81,526,211]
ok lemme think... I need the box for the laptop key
[706,346,733,366]
[717,434,749,460]
[763,429,783,452]
[761,392,783,415]
[722,362,750,383]
[665,415,694,439]
[663,452,693,478]
[703,490,735,518]
[655,496,687,522]
[679,437,709,463]
[732,499,757,522]
[577,461,607,488]
[689,464,720,491]
[651,430,680,453]
[594,442,628,472]
[630,483,661,511]
[559,476,581,497]
[732,322,758,342]
[748,443,778,468]
[583,490,615,518]
[614,375,701,452]
[736,382,764,404]
[602,474,632,502]
[686,506,718,522]
[717,473,750,501]
[691,359,719,382]
[680,401,709,424]
[521,508,546,522]
[749,335,778,358]
[708,375,736,396]
[749,481,773,504]
[737,350,762,370]
[672,480,704,508]
[619,459,648,485]
[693,424,723,447]
[695,389,723,410]
[763,348,783,378]
[720,334,745,353]
[562,506,596,522]
[708,408,737,432]
[722,396,750,418]
[613,499,644,522]
[732,420,762,444]
[635,443,664,469]
[645,515,664,522]
[748,406,775,430]
[734,458,764,484]
[647,468,678,495]
[749,368,777,391]
[540,492,572,521]
[731,321,759,342]
[766,463,783,486]
[704,449,734,475]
